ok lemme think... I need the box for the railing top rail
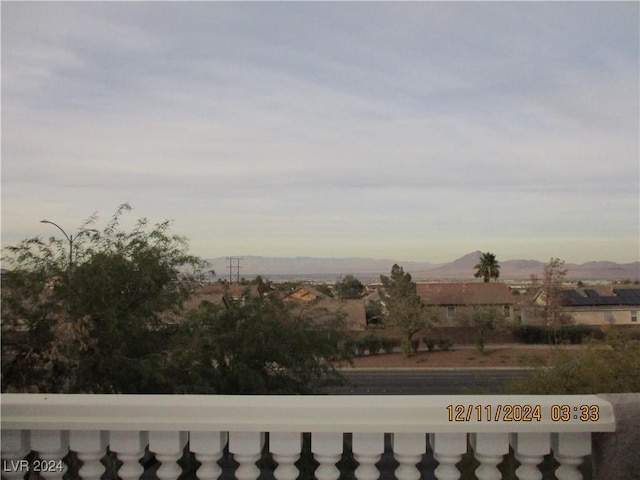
[1,394,615,434]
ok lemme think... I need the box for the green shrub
[356,333,383,355]
[614,328,640,342]
[423,337,437,351]
[437,336,454,351]
[513,325,547,344]
[371,340,382,355]
[342,338,358,357]
[508,332,640,394]
[514,324,597,345]
[381,338,399,354]
[355,339,367,356]
[557,324,596,344]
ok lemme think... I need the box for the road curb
[338,367,537,372]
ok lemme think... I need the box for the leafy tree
[474,252,500,283]
[315,284,334,297]
[388,296,429,357]
[336,274,365,299]
[167,295,350,394]
[458,306,507,354]
[365,300,384,325]
[380,264,438,356]
[540,257,572,345]
[1,204,206,393]
[380,264,417,299]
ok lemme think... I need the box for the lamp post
[40,219,98,288]
[40,219,98,317]
[39,220,98,393]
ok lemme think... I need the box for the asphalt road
[328,368,534,395]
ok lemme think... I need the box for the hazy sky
[2,2,639,264]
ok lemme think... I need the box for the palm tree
[474,252,500,282]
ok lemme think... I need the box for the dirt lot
[338,345,564,369]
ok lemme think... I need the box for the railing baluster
[69,431,107,480]
[31,430,69,480]
[429,432,466,480]
[552,432,591,480]
[0,394,618,480]
[149,431,187,480]
[229,432,264,480]
[392,432,425,480]
[190,431,227,480]
[470,432,509,480]
[1,430,30,480]
[352,432,384,480]
[510,432,550,480]
[312,432,343,480]
[270,432,302,480]
[109,431,148,480]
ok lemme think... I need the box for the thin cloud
[2,2,638,263]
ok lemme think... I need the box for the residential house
[416,282,516,324]
[283,285,367,331]
[184,282,262,310]
[557,286,640,326]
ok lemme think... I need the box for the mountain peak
[443,250,484,269]
[205,253,639,282]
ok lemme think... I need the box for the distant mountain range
[206,251,640,283]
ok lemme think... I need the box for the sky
[2,1,639,264]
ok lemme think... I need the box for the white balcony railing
[1,394,617,480]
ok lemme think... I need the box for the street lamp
[40,219,98,282]
[39,219,98,393]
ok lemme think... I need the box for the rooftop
[416,282,515,306]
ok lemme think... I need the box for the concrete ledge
[1,393,615,434]
[592,393,640,480]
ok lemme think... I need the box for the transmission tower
[226,257,243,284]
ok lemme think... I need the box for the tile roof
[283,285,327,302]
[183,283,261,309]
[283,286,367,330]
[416,282,515,306]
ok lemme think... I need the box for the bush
[558,324,596,344]
[508,332,640,394]
[363,333,382,355]
[381,338,399,354]
[437,337,454,351]
[513,325,547,344]
[354,333,384,355]
[423,337,437,351]
[513,324,597,345]
[343,338,359,357]
[614,328,640,342]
